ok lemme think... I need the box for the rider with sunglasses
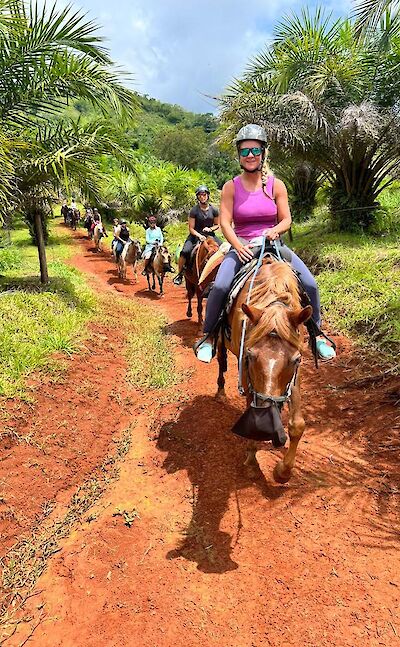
[194,123,336,363]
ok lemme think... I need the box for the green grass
[100,294,178,390]
[290,220,400,364]
[0,222,179,397]
[0,228,96,398]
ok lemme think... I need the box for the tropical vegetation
[219,6,400,231]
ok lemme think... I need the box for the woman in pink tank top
[194,124,336,363]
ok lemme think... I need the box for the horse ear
[290,305,313,328]
[242,303,263,324]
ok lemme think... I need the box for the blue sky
[68,0,352,113]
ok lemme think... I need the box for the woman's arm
[220,181,253,262]
[264,178,292,240]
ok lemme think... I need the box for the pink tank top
[233,175,278,239]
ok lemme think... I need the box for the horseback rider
[194,123,336,363]
[115,219,130,260]
[173,185,221,286]
[61,199,69,223]
[142,216,164,275]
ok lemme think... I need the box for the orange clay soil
[1,224,399,647]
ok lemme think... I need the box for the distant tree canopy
[155,128,208,169]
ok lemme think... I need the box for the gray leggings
[203,244,321,333]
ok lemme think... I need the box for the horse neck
[197,241,215,275]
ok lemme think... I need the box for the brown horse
[118,239,142,281]
[144,243,173,296]
[184,237,219,332]
[216,257,312,483]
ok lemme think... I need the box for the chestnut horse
[184,236,219,332]
[216,257,312,483]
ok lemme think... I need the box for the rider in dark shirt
[173,185,221,285]
[115,220,130,260]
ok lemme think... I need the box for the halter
[237,238,300,408]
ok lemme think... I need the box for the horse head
[241,300,312,403]
[157,245,173,274]
[222,259,313,457]
[133,239,142,259]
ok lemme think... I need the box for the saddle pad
[198,242,231,289]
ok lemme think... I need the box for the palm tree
[219,8,400,231]
[102,160,217,225]
[354,0,400,34]
[0,0,138,281]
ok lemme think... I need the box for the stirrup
[193,334,214,363]
[316,339,336,361]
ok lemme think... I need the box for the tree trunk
[34,210,49,284]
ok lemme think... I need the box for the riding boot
[173,266,186,285]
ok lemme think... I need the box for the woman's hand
[235,244,254,263]
[202,227,211,233]
[198,234,206,242]
[264,227,280,241]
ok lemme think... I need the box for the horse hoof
[186,312,192,319]
[273,461,291,484]
[215,389,227,402]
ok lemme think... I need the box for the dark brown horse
[184,236,219,333]
[216,257,312,483]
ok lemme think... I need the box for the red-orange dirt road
[3,227,400,647]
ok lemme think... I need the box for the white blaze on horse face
[265,357,277,394]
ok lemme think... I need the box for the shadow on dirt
[156,386,400,573]
[156,395,296,574]
[163,318,201,349]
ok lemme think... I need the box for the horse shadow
[156,394,288,574]
[163,318,200,349]
[134,288,163,301]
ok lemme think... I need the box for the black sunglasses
[239,146,263,157]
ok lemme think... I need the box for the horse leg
[243,393,259,468]
[158,275,164,296]
[146,273,151,291]
[133,261,137,283]
[273,377,305,484]
[152,272,156,291]
[186,281,194,318]
[196,290,203,334]
[216,339,227,399]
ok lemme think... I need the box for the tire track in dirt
[6,226,400,647]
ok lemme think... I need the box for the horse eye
[292,353,301,364]
[269,330,279,338]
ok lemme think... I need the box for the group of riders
[64,122,336,365]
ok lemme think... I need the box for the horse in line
[144,243,173,296]
[118,239,142,281]
[216,256,312,483]
[93,223,107,252]
[184,237,220,333]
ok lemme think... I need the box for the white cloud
[42,0,353,112]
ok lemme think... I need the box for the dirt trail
[3,228,400,647]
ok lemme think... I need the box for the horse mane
[246,261,303,350]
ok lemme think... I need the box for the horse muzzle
[231,403,287,447]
